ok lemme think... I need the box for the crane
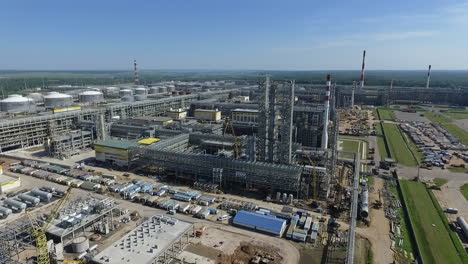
[223,119,239,158]
[301,148,317,201]
[26,186,73,264]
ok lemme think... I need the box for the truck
[190,205,202,215]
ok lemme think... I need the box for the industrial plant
[0,55,467,264]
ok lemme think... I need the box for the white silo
[135,87,147,95]
[28,93,44,103]
[121,95,134,102]
[158,86,167,93]
[0,94,35,113]
[44,92,73,108]
[119,89,133,97]
[149,87,159,94]
[104,87,119,98]
[79,91,104,103]
[134,94,146,101]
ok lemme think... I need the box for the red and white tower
[426,65,431,89]
[134,59,140,85]
[321,74,331,149]
[360,50,366,89]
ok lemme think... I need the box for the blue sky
[1,0,468,70]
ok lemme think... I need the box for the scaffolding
[0,220,35,264]
[277,81,295,164]
[44,130,93,159]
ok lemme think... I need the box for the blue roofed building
[232,210,287,237]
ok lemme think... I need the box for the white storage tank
[104,87,119,98]
[0,206,12,218]
[149,87,159,94]
[28,93,44,103]
[134,94,146,101]
[44,92,73,108]
[79,91,103,103]
[158,86,167,93]
[121,95,134,102]
[71,236,90,253]
[119,89,133,97]
[31,189,52,202]
[0,94,35,113]
[5,198,26,211]
[18,193,40,206]
[135,88,147,95]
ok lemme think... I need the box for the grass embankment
[382,123,418,166]
[342,140,360,153]
[375,122,389,160]
[444,111,468,120]
[400,181,467,264]
[448,167,468,173]
[390,185,416,255]
[422,113,452,124]
[461,184,468,200]
[433,178,448,187]
[441,124,468,146]
[377,108,396,120]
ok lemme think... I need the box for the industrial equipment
[223,119,239,158]
[26,186,73,264]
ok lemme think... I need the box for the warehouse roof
[94,139,140,150]
[233,210,286,235]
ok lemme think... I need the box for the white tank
[158,87,167,93]
[134,94,146,101]
[0,206,12,217]
[135,88,147,95]
[104,87,119,98]
[31,189,52,201]
[0,94,35,113]
[5,198,27,210]
[360,189,369,218]
[18,194,40,206]
[149,87,159,94]
[71,236,89,253]
[28,93,44,103]
[79,91,103,103]
[119,89,133,97]
[44,92,73,108]
[121,95,134,102]
[457,216,468,238]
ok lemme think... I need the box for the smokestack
[351,81,356,107]
[321,74,331,149]
[360,50,366,89]
[134,59,140,85]
[426,65,431,88]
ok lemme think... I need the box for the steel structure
[0,220,35,264]
[346,155,360,264]
[134,59,140,85]
[277,81,295,164]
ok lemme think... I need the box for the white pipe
[321,74,331,149]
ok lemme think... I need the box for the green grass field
[445,111,468,119]
[382,123,418,166]
[401,129,423,165]
[422,113,452,123]
[433,178,448,187]
[390,186,416,255]
[376,123,390,160]
[461,184,468,200]
[342,140,360,153]
[441,124,468,145]
[448,167,468,173]
[400,181,467,264]
[377,108,396,120]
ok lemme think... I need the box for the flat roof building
[232,210,287,237]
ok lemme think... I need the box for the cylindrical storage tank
[0,94,35,113]
[360,189,369,218]
[149,87,159,94]
[104,87,119,98]
[44,92,73,108]
[457,216,468,238]
[134,95,146,101]
[119,89,133,97]
[18,194,40,206]
[71,236,90,253]
[5,198,27,210]
[31,189,52,201]
[28,93,44,103]
[0,206,13,217]
[121,95,134,102]
[135,88,147,95]
[79,91,104,103]
[158,87,167,93]
[167,85,175,92]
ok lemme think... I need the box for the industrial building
[232,210,287,237]
[193,109,221,122]
[44,130,93,159]
[0,175,21,193]
[94,139,141,168]
[92,214,193,264]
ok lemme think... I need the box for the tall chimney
[321,74,331,149]
[360,50,366,89]
[134,59,140,85]
[351,81,356,107]
[426,65,431,88]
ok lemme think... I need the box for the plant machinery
[26,186,73,264]
[223,118,239,158]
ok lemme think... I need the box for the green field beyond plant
[441,124,468,145]
[400,181,467,264]
[382,123,418,166]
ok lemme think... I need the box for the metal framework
[0,220,35,264]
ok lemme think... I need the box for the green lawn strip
[433,178,448,187]
[422,113,452,123]
[377,108,396,120]
[400,129,423,165]
[445,112,468,120]
[460,184,468,200]
[375,122,390,160]
[382,123,417,166]
[448,167,468,173]
[390,185,416,255]
[441,124,468,145]
[400,181,466,264]
[342,140,360,153]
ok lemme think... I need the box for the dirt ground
[394,111,430,123]
[356,177,393,264]
[185,226,299,264]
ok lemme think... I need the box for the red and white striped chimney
[321,74,331,149]
[134,59,140,85]
[360,50,366,89]
[426,65,431,88]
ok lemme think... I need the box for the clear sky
[1,0,468,70]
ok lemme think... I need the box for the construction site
[0,52,467,264]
